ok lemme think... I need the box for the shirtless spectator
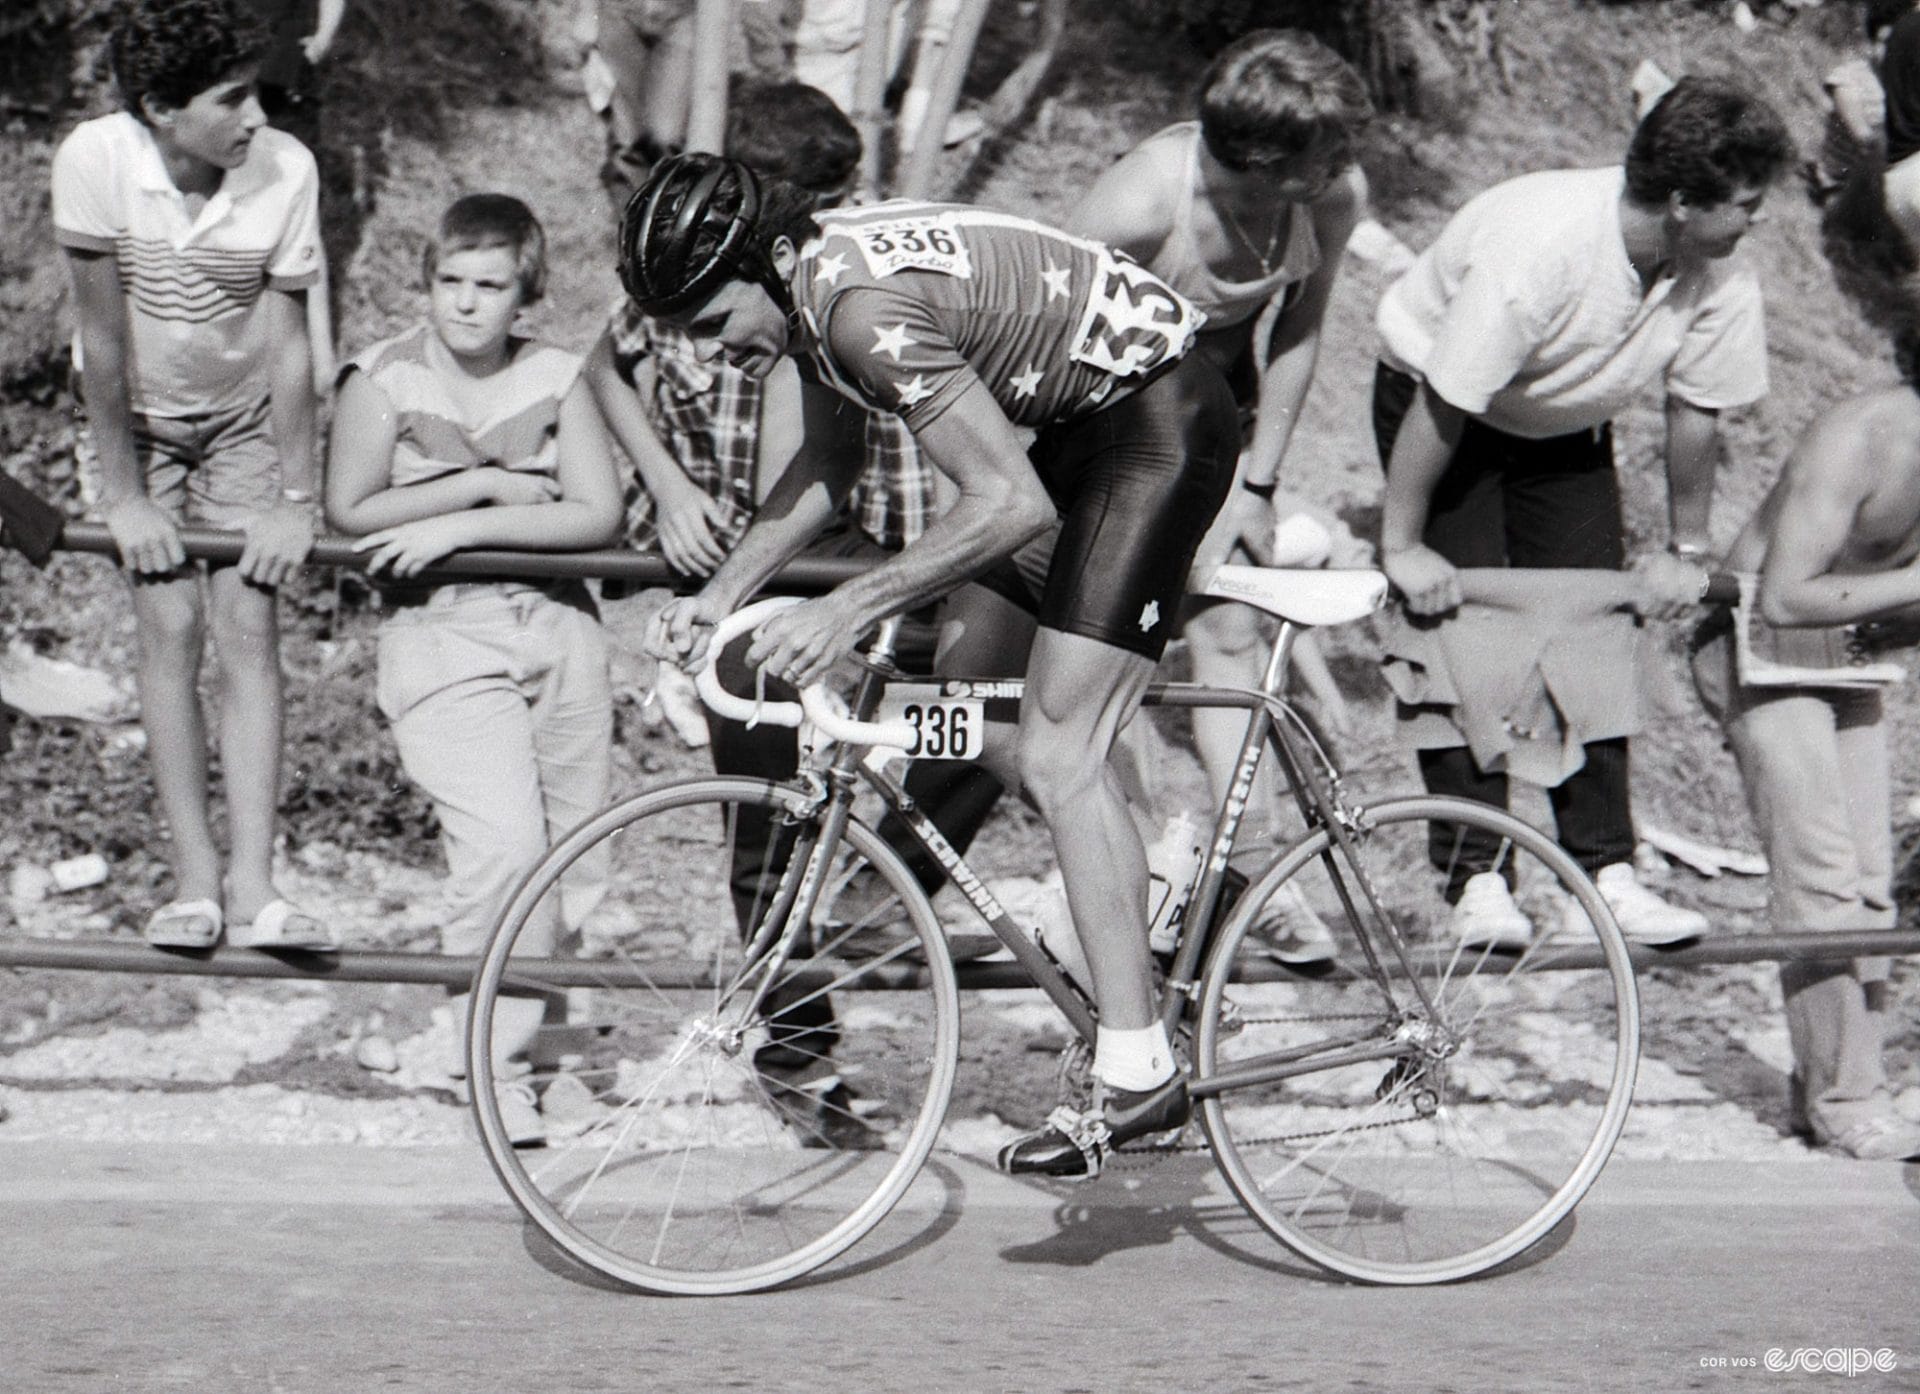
[1690,333,1920,1162]
[1065,30,1370,963]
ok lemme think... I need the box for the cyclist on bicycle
[627,152,1240,1177]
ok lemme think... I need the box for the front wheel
[469,777,960,1295]
[1194,795,1639,1284]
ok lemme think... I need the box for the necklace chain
[1217,196,1283,276]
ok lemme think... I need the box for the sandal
[144,898,224,949]
[226,898,339,952]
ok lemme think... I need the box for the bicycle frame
[467,574,1652,1292]
[754,609,1440,1103]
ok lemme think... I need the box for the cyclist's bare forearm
[816,379,1054,628]
[696,381,867,609]
[698,449,853,611]
[825,491,1051,634]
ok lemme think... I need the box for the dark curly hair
[111,0,265,118]
[1817,149,1920,388]
[726,79,861,198]
[1624,76,1793,208]
[1197,28,1373,175]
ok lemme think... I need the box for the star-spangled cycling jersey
[791,201,1207,432]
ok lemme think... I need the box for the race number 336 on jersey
[793,202,1208,432]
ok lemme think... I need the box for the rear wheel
[1195,795,1639,1284]
[470,777,960,1295]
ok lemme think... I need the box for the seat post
[1259,620,1300,696]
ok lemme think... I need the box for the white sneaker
[1815,1109,1920,1161]
[1589,863,1707,946]
[496,1080,547,1148]
[1255,882,1337,965]
[1449,871,1534,951]
[538,1073,613,1141]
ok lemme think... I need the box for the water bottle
[1146,811,1207,956]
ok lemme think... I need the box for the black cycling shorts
[974,351,1239,660]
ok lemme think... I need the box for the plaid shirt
[608,304,758,553]
[607,299,933,555]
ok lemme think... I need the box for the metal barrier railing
[29,525,1918,986]
[3,929,1916,991]
[52,521,869,594]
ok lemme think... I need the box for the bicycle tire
[1194,794,1639,1284]
[469,776,961,1296]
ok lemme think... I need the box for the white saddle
[1198,565,1390,627]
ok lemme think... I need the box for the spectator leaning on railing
[53,0,332,953]
[1371,75,1793,951]
[326,194,623,1148]
[1062,28,1371,965]
[588,80,964,1142]
[1688,325,1920,1163]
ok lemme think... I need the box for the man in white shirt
[1372,75,1792,949]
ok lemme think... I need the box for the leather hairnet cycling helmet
[618,152,792,317]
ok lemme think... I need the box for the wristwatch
[1241,480,1277,500]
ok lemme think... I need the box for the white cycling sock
[1093,1023,1176,1093]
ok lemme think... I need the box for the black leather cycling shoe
[997,1075,1192,1179]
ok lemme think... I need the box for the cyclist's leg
[1017,352,1237,1039]
[1020,629,1159,1030]
[999,353,1238,1175]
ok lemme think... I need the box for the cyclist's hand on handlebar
[1627,551,1709,621]
[646,594,727,668]
[745,594,860,690]
[1384,544,1462,616]
[103,495,186,576]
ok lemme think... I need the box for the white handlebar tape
[692,596,919,749]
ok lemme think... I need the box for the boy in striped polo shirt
[52,0,330,950]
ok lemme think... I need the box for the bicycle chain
[946,1008,1421,1172]
[1112,1009,1421,1169]
[1104,1107,1422,1169]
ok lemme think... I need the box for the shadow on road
[1182,1199,1578,1286]
[506,1157,969,1295]
[989,1154,1332,1276]
[994,1151,1582,1287]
